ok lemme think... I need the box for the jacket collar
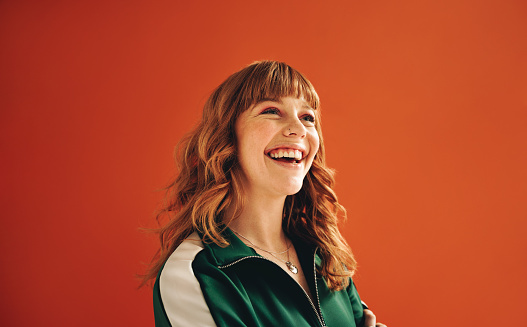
[198,227,259,266]
[197,226,319,268]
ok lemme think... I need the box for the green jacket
[154,228,365,326]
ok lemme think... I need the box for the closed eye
[260,107,280,115]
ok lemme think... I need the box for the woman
[144,61,386,327]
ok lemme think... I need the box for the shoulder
[157,232,216,327]
[162,233,204,269]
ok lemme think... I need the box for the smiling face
[234,96,320,198]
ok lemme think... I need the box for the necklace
[232,229,299,274]
[268,250,299,275]
[233,230,292,255]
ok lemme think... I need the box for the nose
[282,118,306,138]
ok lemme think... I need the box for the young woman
[144,61,386,327]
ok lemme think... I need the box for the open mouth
[269,156,301,164]
[266,148,304,164]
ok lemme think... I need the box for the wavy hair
[142,61,356,290]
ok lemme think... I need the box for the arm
[155,238,216,327]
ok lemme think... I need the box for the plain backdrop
[1,0,526,326]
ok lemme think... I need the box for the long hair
[142,61,356,290]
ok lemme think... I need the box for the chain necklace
[232,229,299,274]
[233,230,292,255]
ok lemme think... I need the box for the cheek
[246,123,274,144]
[304,131,320,172]
[309,131,320,156]
[237,124,274,159]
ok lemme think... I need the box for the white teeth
[295,150,302,160]
[268,148,304,160]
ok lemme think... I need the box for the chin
[278,181,304,196]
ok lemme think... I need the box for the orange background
[1,1,526,326]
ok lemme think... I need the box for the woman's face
[234,96,320,198]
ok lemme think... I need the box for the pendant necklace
[232,230,299,274]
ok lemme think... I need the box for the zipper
[218,254,327,327]
[312,248,327,327]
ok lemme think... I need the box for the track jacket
[153,228,365,326]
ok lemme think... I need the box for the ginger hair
[142,60,356,290]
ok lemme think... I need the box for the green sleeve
[348,280,365,327]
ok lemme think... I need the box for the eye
[301,114,316,123]
[260,107,280,115]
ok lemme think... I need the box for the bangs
[235,61,320,111]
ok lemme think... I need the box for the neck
[224,190,288,252]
